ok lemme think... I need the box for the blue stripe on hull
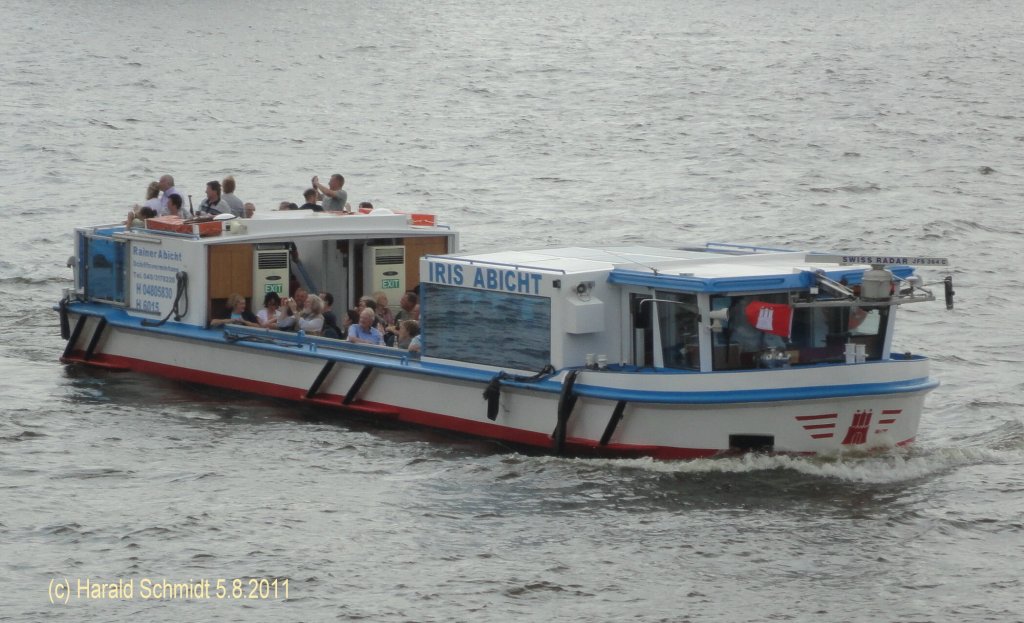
[571,378,938,405]
[62,303,937,407]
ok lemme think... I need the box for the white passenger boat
[58,209,955,459]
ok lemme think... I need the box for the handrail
[291,256,320,294]
[704,242,798,254]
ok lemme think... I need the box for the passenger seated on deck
[319,292,343,339]
[397,320,420,352]
[284,294,324,335]
[297,189,322,212]
[243,202,256,218]
[357,296,384,329]
[374,291,395,328]
[125,206,157,230]
[373,291,396,345]
[386,291,416,344]
[394,291,417,324]
[165,193,183,217]
[276,288,309,330]
[257,292,283,328]
[197,180,230,217]
[133,181,162,215]
[341,308,359,336]
[348,309,383,345]
[210,294,260,328]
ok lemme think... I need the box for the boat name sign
[809,254,949,267]
[427,261,544,295]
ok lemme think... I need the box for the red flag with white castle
[745,302,793,339]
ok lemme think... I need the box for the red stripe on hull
[881,409,903,415]
[795,413,838,421]
[802,423,836,430]
[60,355,131,371]
[63,351,723,460]
[810,433,834,439]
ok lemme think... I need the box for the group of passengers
[353,291,421,349]
[276,175,349,212]
[128,174,254,227]
[127,171,376,228]
[345,290,421,351]
[214,288,421,353]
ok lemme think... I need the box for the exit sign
[265,283,283,293]
[382,278,401,289]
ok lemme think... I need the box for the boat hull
[61,311,934,459]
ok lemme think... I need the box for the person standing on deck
[312,173,349,213]
[158,175,184,216]
[221,175,245,218]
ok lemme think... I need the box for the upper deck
[73,209,458,328]
[107,209,451,245]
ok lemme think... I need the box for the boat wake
[569,442,1023,485]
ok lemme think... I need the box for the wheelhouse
[419,244,940,374]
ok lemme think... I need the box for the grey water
[1,0,1023,620]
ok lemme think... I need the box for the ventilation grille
[258,251,289,269]
[374,248,405,265]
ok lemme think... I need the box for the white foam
[561,445,1021,484]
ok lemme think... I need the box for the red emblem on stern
[841,409,873,445]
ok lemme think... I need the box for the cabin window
[711,294,890,369]
[654,291,700,370]
[422,284,551,371]
[83,234,128,304]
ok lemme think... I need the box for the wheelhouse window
[711,294,890,370]
[791,304,889,364]
[423,284,551,371]
[655,291,700,370]
[629,292,699,370]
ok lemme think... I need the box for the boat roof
[440,245,846,275]
[437,245,913,293]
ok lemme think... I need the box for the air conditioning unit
[363,245,405,306]
[253,244,290,309]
